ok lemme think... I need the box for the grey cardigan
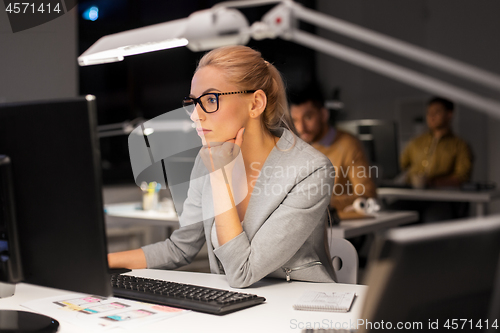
[142,128,336,288]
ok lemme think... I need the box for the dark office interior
[3,1,499,200]
[1,1,500,331]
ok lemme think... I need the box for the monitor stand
[0,284,59,333]
[0,310,59,332]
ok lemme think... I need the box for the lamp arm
[77,0,500,118]
[214,0,500,92]
[242,0,500,117]
[213,0,286,10]
[291,30,500,119]
[290,2,500,92]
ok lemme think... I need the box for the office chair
[329,237,359,284]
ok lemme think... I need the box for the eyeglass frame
[183,90,257,115]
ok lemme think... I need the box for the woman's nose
[190,104,204,122]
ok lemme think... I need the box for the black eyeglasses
[183,90,257,115]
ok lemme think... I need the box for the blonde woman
[109,46,336,288]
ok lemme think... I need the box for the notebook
[293,291,356,312]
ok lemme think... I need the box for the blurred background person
[401,96,473,189]
[289,85,377,213]
[390,97,474,223]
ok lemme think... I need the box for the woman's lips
[196,128,211,135]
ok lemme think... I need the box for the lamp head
[78,7,250,66]
[185,8,250,52]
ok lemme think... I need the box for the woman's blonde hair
[196,45,297,136]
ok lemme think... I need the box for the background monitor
[336,119,400,182]
[0,96,111,297]
[360,216,500,332]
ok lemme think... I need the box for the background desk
[105,203,211,272]
[106,203,418,240]
[329,211,418,238]
[377,187,500,216]
[0,270,368,333]
[105,201,179,227]
[105,202,179,252]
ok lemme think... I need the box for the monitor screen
[360,216,500,332]
[0,96,111,296]
[336,120,400,181]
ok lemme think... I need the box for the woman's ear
[249,90,267,118]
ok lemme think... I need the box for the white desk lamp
[78,0,500,118]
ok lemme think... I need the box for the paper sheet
[22,293,189,331]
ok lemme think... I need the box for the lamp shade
[78,7,250,66]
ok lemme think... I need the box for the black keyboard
[110,274,266,315]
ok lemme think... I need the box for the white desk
[0,270,367,333]
[105,202,179,228]
[106,202,418,240]
[377,187,500,216]
[329,211,418,238]
[105,202,179,250]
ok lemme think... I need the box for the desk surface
[330,211,418,238]
[105,201,179,228]
[106,202,418,240]
[377,187,500,202]
[0,270,367,333]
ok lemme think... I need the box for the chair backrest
[329,237,359,284]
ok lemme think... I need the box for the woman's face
[189,66,251,146]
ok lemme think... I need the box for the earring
[251,113,255,117]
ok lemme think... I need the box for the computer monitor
[359,216,500,333]
[336,119,400,181]
[0,156,23,285]
[0,96,111,297]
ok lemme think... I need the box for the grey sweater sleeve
[213,157,334,288]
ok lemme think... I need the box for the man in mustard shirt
[289,87,377,213]
[401,97,473,188]
[393,97,473,222]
